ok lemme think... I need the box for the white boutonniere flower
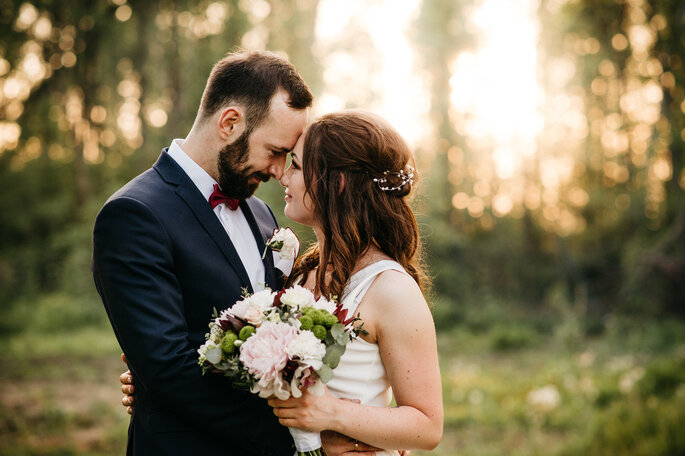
[263,227,300,276]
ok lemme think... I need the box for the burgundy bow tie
[209,184,240,210]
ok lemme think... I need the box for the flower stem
[297,449,327,456]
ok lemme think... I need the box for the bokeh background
[1,0,684,454]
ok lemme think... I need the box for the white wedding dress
[324,260,407,456]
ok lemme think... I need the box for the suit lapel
[240,199,277,290]
[154,150,253,292]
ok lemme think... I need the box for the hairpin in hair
[373,166,415,192]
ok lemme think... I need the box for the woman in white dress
[269,110,443,454]
[119,110,443,454]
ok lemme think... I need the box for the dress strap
[341,260,409,316]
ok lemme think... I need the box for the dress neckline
[348,259,402,282]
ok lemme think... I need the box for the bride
[121,110,443,454]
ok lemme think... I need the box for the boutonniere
[262,227,300,259]
[262,228,300,276]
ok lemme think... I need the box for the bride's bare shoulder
[366,268,427,311]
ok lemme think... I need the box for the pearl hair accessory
[373,166,415,192]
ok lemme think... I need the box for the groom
[93,50,312,455]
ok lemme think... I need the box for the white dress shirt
[167,139,266,291]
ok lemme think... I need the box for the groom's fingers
[120,370,133,385]
[121,383,135,395]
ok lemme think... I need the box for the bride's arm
[269,271,443,451]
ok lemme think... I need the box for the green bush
[488,324,538,351]
[637,358,685,399]
[573,395,685,456]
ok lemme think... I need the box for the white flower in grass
[527,384,561,412]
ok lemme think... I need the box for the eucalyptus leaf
[331,323,348,345]
[316,364,333,383]
[323,343,346,368]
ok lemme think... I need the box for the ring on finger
[354,440,359,451]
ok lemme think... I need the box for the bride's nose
[279,168,290,187]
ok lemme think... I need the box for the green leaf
[316,364,333,382]
[322,343,346,369]
[331,323,348,345]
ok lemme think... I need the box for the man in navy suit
[92,50,311,455]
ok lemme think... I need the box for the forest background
[1,0,684,455]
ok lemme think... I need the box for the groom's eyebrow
[267,143,291,155]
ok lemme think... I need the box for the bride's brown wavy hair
[287,109,429,301]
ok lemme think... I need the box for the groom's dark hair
[198,50,312,131]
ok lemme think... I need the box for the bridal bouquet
[197,285,360,455]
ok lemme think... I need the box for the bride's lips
[284,191,292,202]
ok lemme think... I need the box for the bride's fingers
[126,405,133,415]
[121,395,134,407]
[121,353,127,364]
[267,398,294,408]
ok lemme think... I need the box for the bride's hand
[119,353,135,415]
[267,384,339,432]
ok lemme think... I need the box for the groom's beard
[217,130,271,200]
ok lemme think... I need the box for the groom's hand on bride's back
[320,431,411,456]
[120,354,135,415]
[321,431,377,455]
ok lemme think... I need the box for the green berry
[324,314,339,327]
[309,310,325,325]
[312,325,327,340]
[300,307,314,315]
[298,315,314,330]
[220,332,238,355]
[239,326,255,341]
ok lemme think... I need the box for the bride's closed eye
[289,155,302,171]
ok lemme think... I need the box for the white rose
[268,228,300,260]
[250,289,277,310]
[229,290,275,326]
[280,285,315,311]
[286,331,326,370]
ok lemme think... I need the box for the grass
[2,297,685,455]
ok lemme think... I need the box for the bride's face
[280,135,317,227]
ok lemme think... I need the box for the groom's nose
[268,155,287,180]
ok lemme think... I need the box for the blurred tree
[544,0,685,315]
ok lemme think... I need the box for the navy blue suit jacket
[92,150,294,455]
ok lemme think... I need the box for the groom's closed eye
[270,146,291,158]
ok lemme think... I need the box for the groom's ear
[217,106,246,143]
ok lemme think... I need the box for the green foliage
[637,358,685,399]
[488,324,538,351]
[567,396,685,456]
